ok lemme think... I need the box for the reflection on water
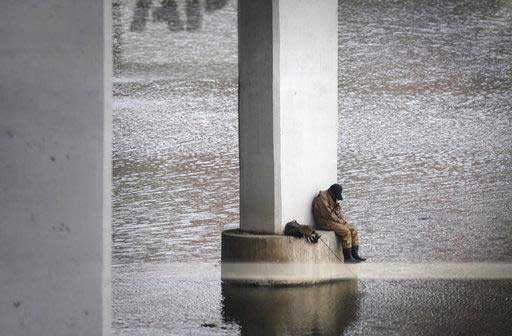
[112,264,512,336]
[112,264,363,335]
[129,0,227,32]
[222,281,360,336]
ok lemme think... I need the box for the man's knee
[349,227,359,246]
[331,226,351,248]
[332,225,350,237]
[350,227,358,237]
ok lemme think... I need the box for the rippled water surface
[112,0,512,334]
[113,264,512,335]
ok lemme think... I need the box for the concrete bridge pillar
[238,0,338,234]
[0,1,111,335]
[223,0,341,285]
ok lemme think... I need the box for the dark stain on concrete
[13,301,21,308]
[30,213,35,222]
[83,310,89,316]
[6,130,14,138]
[66,153,70,160]
[52,223,70,234]
[50,156,56,162]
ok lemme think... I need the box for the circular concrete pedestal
[221,229,354,286]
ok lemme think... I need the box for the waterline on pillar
[220,262,512,283]
[221,262,357,286]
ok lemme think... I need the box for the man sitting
[312,184,366,263]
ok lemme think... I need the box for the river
[112,0,512,334]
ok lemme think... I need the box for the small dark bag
[284,220,320,244]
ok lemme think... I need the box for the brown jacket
[312,190,348,230]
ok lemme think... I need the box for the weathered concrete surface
[239,0,338,234]
[221,229,354,285]
[222,229,343,263]
[0,1,111,335]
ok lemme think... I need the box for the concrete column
[0,1,111,335]
[239,0,338,234]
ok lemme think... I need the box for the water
[337,0,512,263]
[113,264,512,335]
[112,0,512,334]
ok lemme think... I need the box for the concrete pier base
[221,230,355,286]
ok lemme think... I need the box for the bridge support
[238,0,338,234]
[0,1,111,335]
[223,0,340,284]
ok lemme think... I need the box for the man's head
[328,183,343,201]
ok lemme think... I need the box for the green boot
[351,245,366,261]
[342,248,360,263]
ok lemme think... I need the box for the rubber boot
[342,248,360,263]
[351,245,367,261]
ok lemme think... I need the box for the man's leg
[348,224,366,261]
[330,223,359,263]
[331,223,351,248]
[348,225,359,246]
